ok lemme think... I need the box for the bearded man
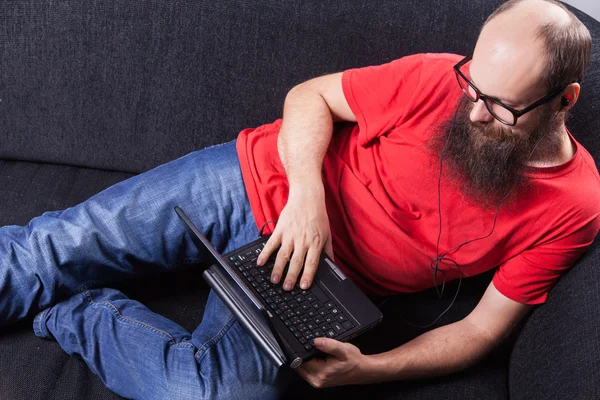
[1,0,598,398]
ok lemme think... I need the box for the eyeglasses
[453,55,567,126]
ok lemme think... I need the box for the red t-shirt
[236,53,600,305]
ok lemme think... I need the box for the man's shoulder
[392,52,463,68]
[421,52,464,63]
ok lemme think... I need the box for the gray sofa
[0,1,598,399]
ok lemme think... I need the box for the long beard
[427,101,564,210]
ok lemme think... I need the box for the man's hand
[296,337,375,388]
[256,183,334,291]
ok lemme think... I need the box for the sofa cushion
[1,0,509,174]
[508,237,600,400]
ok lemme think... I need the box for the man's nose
[469,100,495,123]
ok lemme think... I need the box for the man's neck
[526,125,575,168]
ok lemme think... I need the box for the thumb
[314,337,346,360]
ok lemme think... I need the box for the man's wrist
[288,180,324,193]
[360,351,407,384]
[359,353,394,384]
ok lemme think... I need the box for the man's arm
[367,281,532,381]
[297,280,533,387]
[257,72,356,291]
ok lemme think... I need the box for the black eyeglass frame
[453,55,569,126]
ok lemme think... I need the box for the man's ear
[560,82,581,111]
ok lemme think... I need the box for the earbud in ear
[562,94,573,108]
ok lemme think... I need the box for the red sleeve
[341,54,425,147]
[493,213,600,305]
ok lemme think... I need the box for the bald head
[474,0,591,95]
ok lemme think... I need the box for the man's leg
[33,288,294,400]
[0,140,258,324]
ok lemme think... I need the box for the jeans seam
[193,315,237,362]
[84,290,177,343]
[36,308,49,337]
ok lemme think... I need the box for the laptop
[174,205,383,369]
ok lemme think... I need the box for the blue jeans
[0,140,295,399]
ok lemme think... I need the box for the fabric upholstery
[0,1,598,399]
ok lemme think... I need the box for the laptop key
[313,329,324,337]
[304,344,313,351]
[325,301,335,309]
[287,300,299,309]
[311,301,322,309]
[306,294,316,303]
[320,324,330,332]
[342,321,355,330]
[332,322,345,334]
[326,330,337,338]
[293,331,303,339]
[336,314,347,322]
[313,316,324,325]
[308,284,330,303]
[318,307,329,317]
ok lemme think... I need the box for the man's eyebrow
[467,66,521,106]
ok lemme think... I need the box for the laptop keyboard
[228,242,355,351]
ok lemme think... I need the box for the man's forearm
[364,319,498,383]
[278,84,333,186]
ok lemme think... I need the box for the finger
[295,365,311,380]
[324,235,335,261]
[314,338,347,361]
[295,365,320,388]
[272,241,293,284]
[283,241,308,291]
[297,357,326,376]
[299,245,320,290]
[257,232,281,266]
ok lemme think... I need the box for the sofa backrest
[1,0,598,174]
